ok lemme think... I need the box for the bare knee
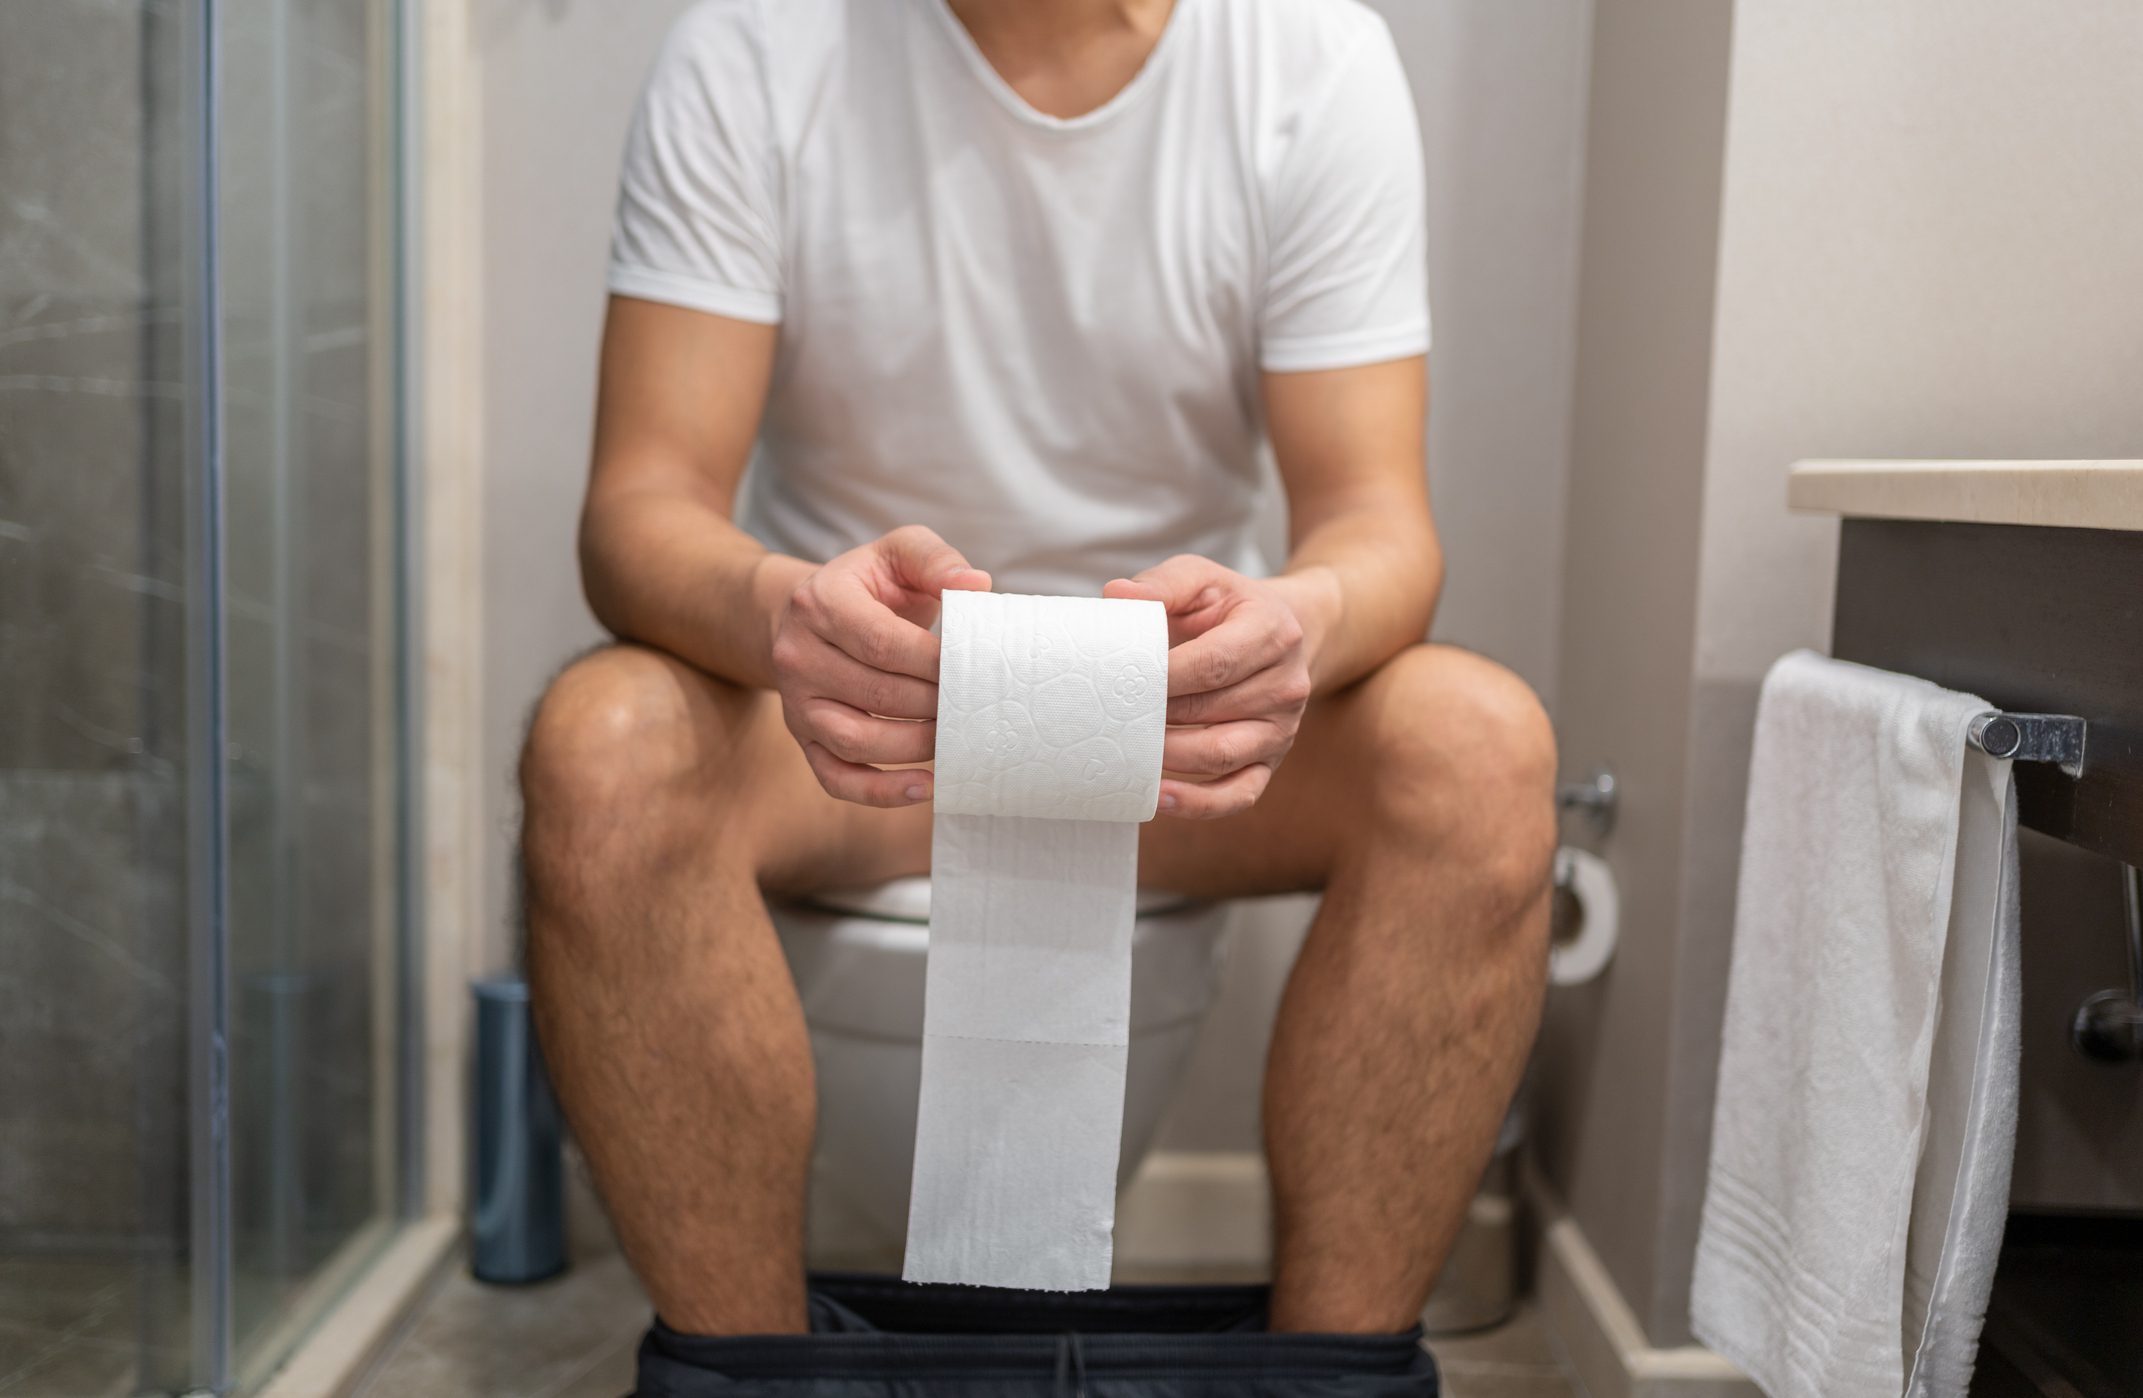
[1356,646,1559,917]
[523,645,708,804]
[520,645,742,889]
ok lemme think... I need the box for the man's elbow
[576,505,632,642]
[1406,529,1445,641]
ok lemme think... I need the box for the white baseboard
[1526,1165,1759,1398]
[254,1213,460,1398]
[1115,1149,1271,1269]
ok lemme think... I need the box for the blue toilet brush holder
[470,973,568,1284]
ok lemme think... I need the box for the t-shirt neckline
[924,0,1193,135]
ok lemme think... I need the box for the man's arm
[580,297,988,806]
[1264,354,1440,689]
[1105,354,1437,818]
[581,297,794,687]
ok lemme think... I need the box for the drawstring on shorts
[1053,1330,1089,1397]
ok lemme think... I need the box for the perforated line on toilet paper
[903,590,1168,1291]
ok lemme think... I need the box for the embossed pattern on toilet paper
[904,590,1167,1292]
[933,591,1166,823]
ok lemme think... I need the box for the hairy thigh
[545,643,1544,906]
[525,643,931,897]
[1136,644,1554,900]
[733,685,934,895]
[1132,665,1379,899]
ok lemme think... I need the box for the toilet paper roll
[1549,846,1620,988]
[904,590,1168,1292]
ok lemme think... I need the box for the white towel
[1692,651,2020,1398]
[1902,730,2019,1398]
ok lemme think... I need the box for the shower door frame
[170,0,431,1391]
[178,0,234,1387]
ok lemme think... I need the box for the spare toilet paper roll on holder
[1551,768,1620,987]
[1550,847,1619,987]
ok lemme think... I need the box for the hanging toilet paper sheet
[903,590,1168,1291]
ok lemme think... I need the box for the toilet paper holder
[1556,766,1618,837]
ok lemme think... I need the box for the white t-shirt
[610,0,1430,595]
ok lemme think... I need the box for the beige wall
[475,0,695,968]
[1541,0,2143,1346]
[1394,0,1593,702]
[472,0,1598,1149]
[1535,0,1734,1346]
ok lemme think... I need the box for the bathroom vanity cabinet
[1792,459,2143,1398]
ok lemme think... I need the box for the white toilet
[772,877,1232,1266]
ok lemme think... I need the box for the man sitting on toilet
[521,0,1557,1337]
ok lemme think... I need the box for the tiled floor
[1423,1308,1580,1398]
[0,1258,145,1397]
[358,1175,1580,1398]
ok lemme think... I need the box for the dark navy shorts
[632,1273,1440,1397]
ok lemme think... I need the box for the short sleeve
[608,1,784,324]
[1257,21,1431,373]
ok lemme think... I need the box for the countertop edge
[1787,459,2143,532]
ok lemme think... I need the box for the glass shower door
[0,1,414,1392]
[217,0,409,1378]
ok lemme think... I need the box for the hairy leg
[523,640,1547,1335]
[520,645,927,1335]
[1142,645,1557,1333]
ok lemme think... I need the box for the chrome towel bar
[1967,711,2086,775]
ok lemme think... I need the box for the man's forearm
[1274,502,1442,694]
[583,486,1435,701]
[579,490,809,690]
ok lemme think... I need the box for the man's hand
[1105,556,1337,820]
[771,525,990,807]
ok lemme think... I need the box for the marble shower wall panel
[0,2,194,1244]
[0,773,184,1238]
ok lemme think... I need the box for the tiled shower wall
[2,0,391,1319]
[0,1,193,1250]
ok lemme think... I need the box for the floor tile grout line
[1538,1320,1596,1398]
[529,1332,639,1398]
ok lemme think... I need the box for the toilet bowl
[773,876,1232,1266]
